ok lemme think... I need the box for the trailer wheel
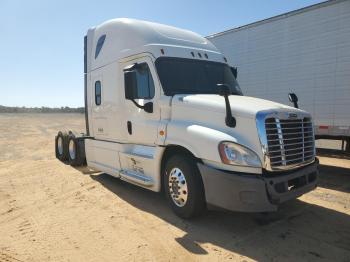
[163,154,206,218]
[55,131,69,161]
[68,134,86,166]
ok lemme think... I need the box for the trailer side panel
[208,0,350,138]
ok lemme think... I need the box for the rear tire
[163,154,206,218]
[67,134,86,166]
[55,131,69,161]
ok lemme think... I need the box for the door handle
[127,121,132,135]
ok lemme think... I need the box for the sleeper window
[95,34,106,59]
[95,81,101,105]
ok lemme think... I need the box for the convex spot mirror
[143,102,153,113]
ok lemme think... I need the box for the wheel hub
[168,167,188,207]
[69,140,76,160]
[57,137,63,155]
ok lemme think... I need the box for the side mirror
[288,93,299,109]
[124,71,137,100]
[230,67,238,78]
[124,63,153,114]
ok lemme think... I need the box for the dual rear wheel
[55,131,86,166]
[55,131,69,161]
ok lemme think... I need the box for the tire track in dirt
[0,248,24,262]
[18,219,36,241]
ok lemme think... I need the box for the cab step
[120,170,154,187]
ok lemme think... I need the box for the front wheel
[164,155,206,218]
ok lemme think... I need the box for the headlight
[218,142,261,168]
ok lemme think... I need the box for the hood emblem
[288,113,298,119]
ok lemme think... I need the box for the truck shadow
[73,165,99,175]
[318,164,350,193]
[317,148,350,160]
[91,174,350,260]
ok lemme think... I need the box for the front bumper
[198,160,318,212]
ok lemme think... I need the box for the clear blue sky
[0,0,325,107]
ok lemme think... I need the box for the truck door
[120,56,161,145]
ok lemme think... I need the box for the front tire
[164,155,206,218]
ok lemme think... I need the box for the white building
[208,0,350,139]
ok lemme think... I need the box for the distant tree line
[0,105,85,113]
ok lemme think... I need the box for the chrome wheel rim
[168,167,188,207]
[69,140,76,160]
[57,137,63,155]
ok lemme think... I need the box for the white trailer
[207,0,350,150]
[55,18,318,218]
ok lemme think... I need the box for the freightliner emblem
[288,113,298,119]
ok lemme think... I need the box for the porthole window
[95,81,101,105]
[95,34,106,59]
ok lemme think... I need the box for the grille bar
[268,145,314,153]
[268,130,313,136]
[269,149,314,159]
[268,141,312,147]
[266,121,312,125]
[271,153,314,164]
[267,135,314,142]
[265,116,315,169]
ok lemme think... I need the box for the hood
[167,94,310,170]
[173,94,301,119]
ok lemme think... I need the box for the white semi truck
[55,18,318,218]
[207,0,350,151]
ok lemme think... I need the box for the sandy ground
[0,113,349,262]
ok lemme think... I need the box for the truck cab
[56,18,318,218]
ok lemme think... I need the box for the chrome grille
[265,117,315,168]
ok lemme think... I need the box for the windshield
[155,57,243,96]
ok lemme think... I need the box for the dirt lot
[0,113,349,262]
